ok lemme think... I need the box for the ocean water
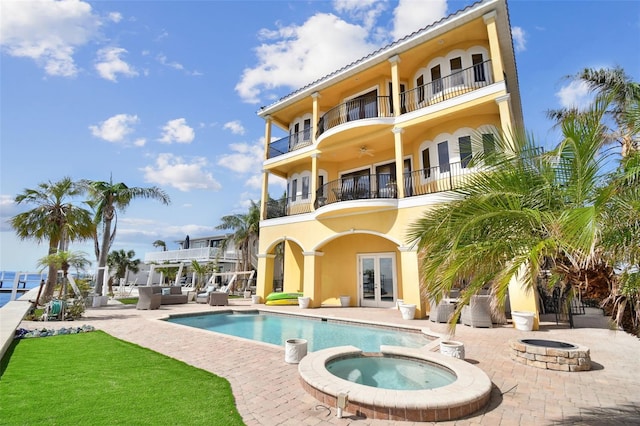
[0,271,46,308]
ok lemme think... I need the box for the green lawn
[0,331,244,425]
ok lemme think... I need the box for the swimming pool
[167,311,430,352]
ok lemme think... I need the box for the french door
[359,253,397,308]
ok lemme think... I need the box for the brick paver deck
[20,300,640,425]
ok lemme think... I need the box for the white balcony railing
[144,247,239,263]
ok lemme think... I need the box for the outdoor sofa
[136,285,188,310]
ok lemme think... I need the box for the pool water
[326,354,456,390]
[167,311,429,352]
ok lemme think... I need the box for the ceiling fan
[358,146,375,157]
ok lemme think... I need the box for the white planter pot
[284,338,308,364]
[298,296,311,309]
[440,340,465,359]
[339,295,351,307]
[92,295,108,308]
[399,303,416,320]
[395,299,404,310]
[244,290,252,299]
[512,311,535,331]
[251,295,261,304]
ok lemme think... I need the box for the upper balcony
[266,60,493,160]
[144,247,239,264]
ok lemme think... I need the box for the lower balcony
[265,162,477,219]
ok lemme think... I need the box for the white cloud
[333,0,386,31]
[556,80,592,110]
[391,0,446,40]
[141,153,221,192]
[158,118,195,144]
[217,142,264,174]
[0,0,101,77]
[235,13,377,103]
[223,120,246,135]
[108,12,122,23]
[94,46,138,82]
[89,113,139,143]
[512,26,526,53]
[157,53,184,71]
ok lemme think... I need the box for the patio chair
[196,285,216,303]
[208,285,230,306]
[136,286,161,310]
[461,295,493,328]
[429,298,455,323]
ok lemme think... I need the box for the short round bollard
[285,338,308,364]
[440,340,465,359]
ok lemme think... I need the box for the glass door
[359,253,397,308]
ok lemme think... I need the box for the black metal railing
[315,173,397,208]
[267,129,313,159]
[317,95,392,137]
[403,60,492,113]
[265,196,313,219]
[403,161,475,197]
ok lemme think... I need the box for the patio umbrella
[184,235,190,249]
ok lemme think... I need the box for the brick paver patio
[20,300,640,425]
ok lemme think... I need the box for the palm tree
[10,177,94,303]
[190,260,216,292]
[548,66,640,156]
[107,249,141,295]
[37,251,91,299]
[153,240,167,251]
[600,150,640,333]
[407,95,617,330]
[216,200,260,290]
[80,177,170,296]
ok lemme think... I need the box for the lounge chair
[136,286,161,310]
[461,295,493,328]
[196,285,228,304]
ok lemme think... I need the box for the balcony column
[311,92,320,141]
[483,11,505,83]
[388,55,401,117]
[260,116,272,220]
[302,251,323,308]
[256,253,275,301]
[398,246,425,317]
[496,94,515,150]
[311,152,319,211]
[392,127,405,198]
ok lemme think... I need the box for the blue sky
[1,0,639,272]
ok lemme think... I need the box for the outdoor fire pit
[510,339,591,372]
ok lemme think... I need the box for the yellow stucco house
[255,0,537,323]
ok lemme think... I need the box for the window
[430,65,442,94]
[450,57,463,85]
[291,179,298,202]
[421,147,431,178]
[293,123,300,146]
[347,89,378,121]
[303,119,311,141]
[438,141,450,173]
[472,54,486,82]
[417,75,425,103]
[459,136,472,169]
[482,133,496,163]
[301,176,309,199]
[318,175,325,197]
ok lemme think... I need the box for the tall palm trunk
[42,239,59,303]
[95,209,114,296]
